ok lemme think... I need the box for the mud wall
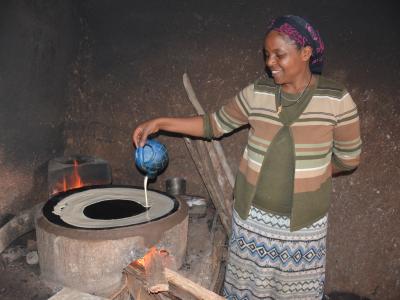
[0,0,398,299]
[63,1,399,299]
[0,0,80,217]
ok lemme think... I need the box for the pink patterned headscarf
[268,15,325,74]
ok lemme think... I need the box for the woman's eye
[277,54,285,59]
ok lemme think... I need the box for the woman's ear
[301,46,313,62]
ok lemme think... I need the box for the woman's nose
[267,55,276,68]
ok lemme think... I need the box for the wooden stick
[183,73,235,187]
[164,268,225,300]
[182,73,234,232]
[202,141,233,223]
[183,138,231,233]
[208,221,227,293]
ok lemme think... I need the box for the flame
[51,159,84,195]
[134,246,158,269]
[72,160,83,188]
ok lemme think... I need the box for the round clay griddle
[43,185,178,229]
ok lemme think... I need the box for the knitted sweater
[203,75,361,231]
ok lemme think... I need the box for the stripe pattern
[223,207,327,300]
[206,75,361,229]
[210,77,361,188]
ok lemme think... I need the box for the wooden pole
[183,138,231,233]
[182,73,234,233]
[182,73,235,188]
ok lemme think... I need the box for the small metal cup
[165,177,186,196]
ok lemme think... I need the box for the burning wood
[125,247,225,300]
[47,155,112,196]
[132,247,171,293]
[52,159,84,195]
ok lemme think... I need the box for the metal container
[166,177,186,196]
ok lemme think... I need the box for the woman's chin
[272,77,284,85]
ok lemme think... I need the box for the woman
[133,15,361,300]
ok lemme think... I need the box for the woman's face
[264,30,311,86]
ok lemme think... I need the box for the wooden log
[164,268,225,300]
[125,267,164,300]
[0,201,44,254]
[125,254,225,300]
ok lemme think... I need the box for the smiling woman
[132,14,361,300]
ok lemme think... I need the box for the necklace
[277,74,313,115]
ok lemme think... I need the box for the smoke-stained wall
[0,1,398,299]
[63,1,400,299]
[0,0,80,216]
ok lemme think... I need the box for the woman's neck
[281,70,313,94]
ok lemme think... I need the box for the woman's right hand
[132,118,160,148]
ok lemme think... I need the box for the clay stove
[35,157,188,297]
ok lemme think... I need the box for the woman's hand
[132,118,160,148]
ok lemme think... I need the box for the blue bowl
[135,139,168,178]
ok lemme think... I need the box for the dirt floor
[0,231,54,300]
[0,0,399,299]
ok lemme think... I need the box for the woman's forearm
[133,116,204,147]
[155,116,204,137]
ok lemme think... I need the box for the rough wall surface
[0,0,80,216]
[0,0,398,299]
[63,1,399,298]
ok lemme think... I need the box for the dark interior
[0,0,399,299]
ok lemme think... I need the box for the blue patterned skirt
[223,207,327,300]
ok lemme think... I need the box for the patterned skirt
[222,207,328,300]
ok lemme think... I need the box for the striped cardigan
[203,75,361,230]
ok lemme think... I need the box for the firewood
[0,202,44,254]
[125,249,225,300]
[164,268,225,300]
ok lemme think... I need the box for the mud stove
[35,156,188,296]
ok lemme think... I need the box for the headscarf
[267,15,325,74]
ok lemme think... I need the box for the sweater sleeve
[203,84,252,139]
[332,92,362,171]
